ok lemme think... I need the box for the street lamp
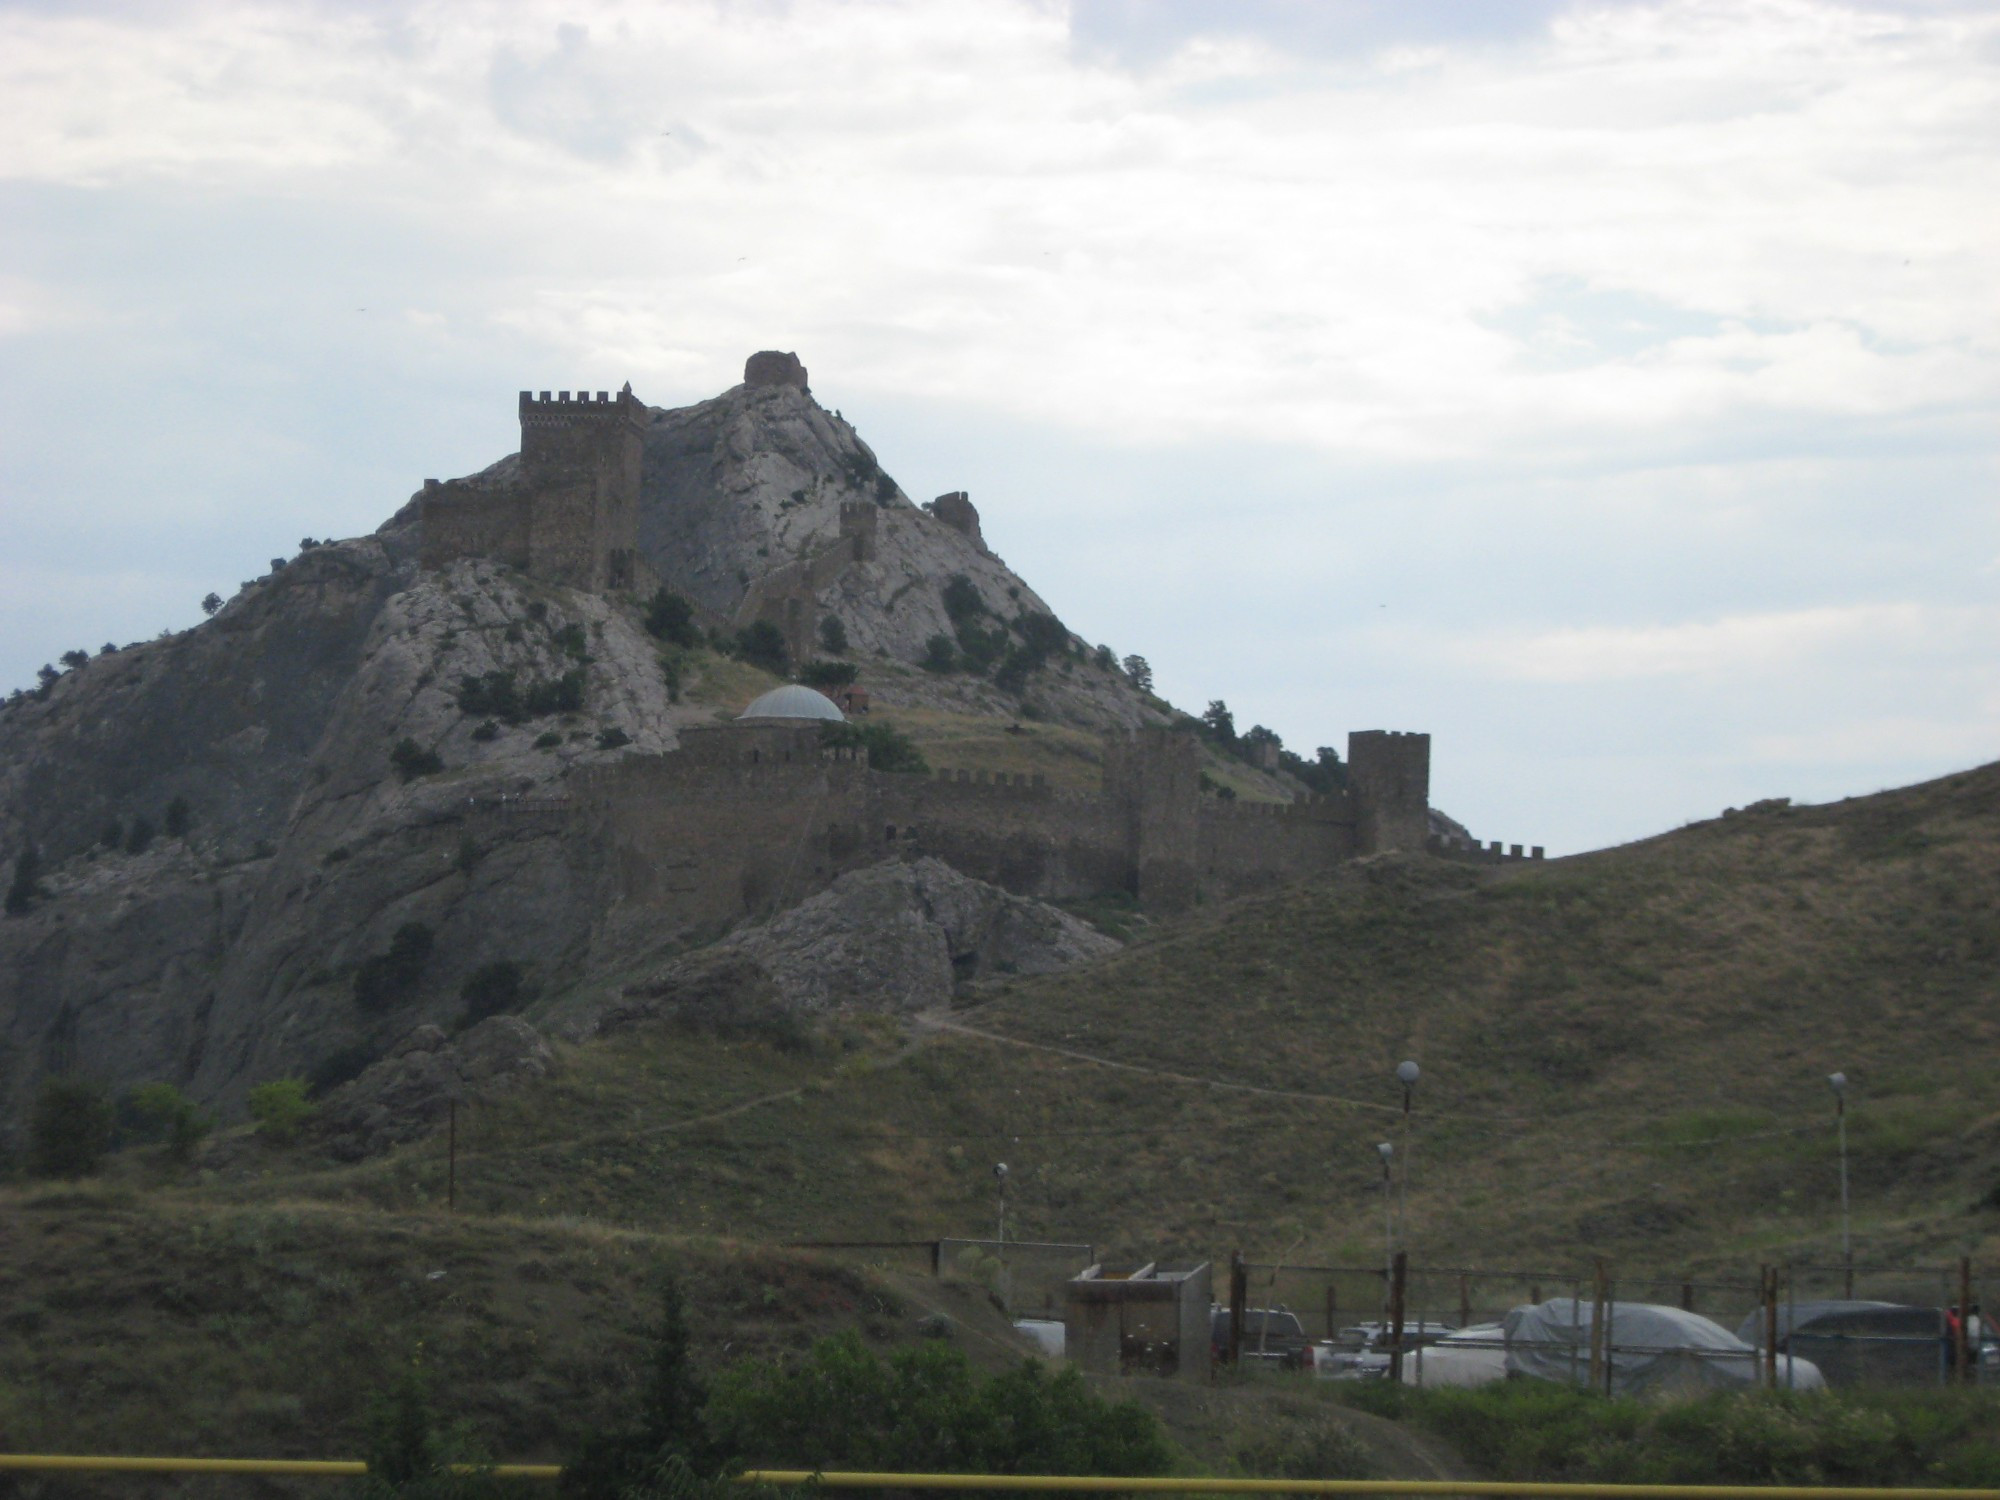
[994,1162,1009,1249]
[1395,1060,1419,1251]
[1376,1141,1395,1303]
[1829,1073,1851,1294]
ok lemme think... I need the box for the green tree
[391,739,445,782]
[126,1081,214,1164]
[732,621,788,675]
[124,817,155,855]
[562,1277,718,1500]
[819,719,929,774]
[201,592,223,616]
[28,1076,114,1177]
[921,634,958,674]
[941,574,984,625]
[817,615,848,655]
[356,1353,499,1500]
[644,590,701,649]
[1201,699,1237,747]
[248,1078,314,1144]
[1121,655,1152,692]
[798,660,858,689]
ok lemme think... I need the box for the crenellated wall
[565,724,1428,941]
[420,386,653,594]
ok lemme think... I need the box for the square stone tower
[1347,730,1431,854]
[516,387,647,592]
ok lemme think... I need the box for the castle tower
[517,386,648,592]
[1102,728,1202,911]
[1347,730,1431,854]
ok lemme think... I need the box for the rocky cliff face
[0,365,1155,1133]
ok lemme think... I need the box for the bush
[391,739,445,782]
[534,731,562,750]
[552,622,588,660]
[644,590,701,648]
[598,727,632,750]
[124,817,155,855]
[357,1354,499,1500]
[798,660,857,689]
[60,649,89,670]
[817,615,848,655]
[28,1076,114,1177]
[661,656,683,704]
[164,795,191,838]
[247,1079,314,1144]
[201,592,222,616]
[306,1043,381,1099]
[706,1330,1174,1476]
[5,843,41,915]
[460,960,526,1022]
[457,671,522,722]
[470,719,500,742]
[921,634,958,674]
[125,1081,213,1164]
[354,922,435,1012]
[941,574,983,625]
[562,1278,719,1499]
[732,621,788,675]
[819,719,928,774]
[523,668,585,717]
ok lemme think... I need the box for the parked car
[1314,1320,1460,1379]
[1212,1306,1314,1369]
[1393,1324,1509,1387]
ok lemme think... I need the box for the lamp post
[994,1162,1009,1249]
[1396,1060,1420,1251]
[1829,1073,1851,1295]
[1377,1141,1395,1306]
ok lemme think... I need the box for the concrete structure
[1064,1262,1213,1382]
[419,386,651,594]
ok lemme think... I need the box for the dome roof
[738,684,846,723]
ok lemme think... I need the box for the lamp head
[994,1162,1009,1181]
[1376,1141,1394,1162]
[1396,1060,1421,1088]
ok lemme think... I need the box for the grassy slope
[16,760,2000,1475]
[213,760,2000,1284]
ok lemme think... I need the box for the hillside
[0,357,1340,1128]
[198,755,2000,1281]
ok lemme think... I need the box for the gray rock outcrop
[311,1016,558,1161]
[609,857,1120,1024]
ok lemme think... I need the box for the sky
[1,0,1995,855]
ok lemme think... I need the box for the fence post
[1388,1251,1409,1384]
[1325,1282,1338,1339]
[1459,1273,1472,1330]
[1228,1251,1247,1370]
[1763,1266,1779,1389]
[447,1099,457,1214]
[1959,1257,1974,1385]
[1587,1260,1606,1394]
[1681,1280,1694,1312]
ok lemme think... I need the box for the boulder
[311,1016,558,1161]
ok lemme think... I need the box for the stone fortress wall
[573,724,1432,944]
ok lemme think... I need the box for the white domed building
[737,684,845,723]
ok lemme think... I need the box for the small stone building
[1063,1262,1213,1382]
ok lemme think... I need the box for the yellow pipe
[1,1455,1997,1499]
[738,1478,2000,1500]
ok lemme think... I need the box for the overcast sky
[2,0,1995,854]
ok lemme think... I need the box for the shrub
[98,642,118,656]
[921,634,957,673]
[354,922,435,1012]
[457,671,522,722]
[1284,744,1348,794]
[28,1076,114,1177]
[164,795,191,838]
[552,622,589,660]
[597,727,632,750]
[35,664,58,697]
[125,1081,213,1164]
[247,1079,314,1144]
[1201,699,1237,747]
[706,1330,1173,1476]
[357,1353,499,1500]
[644,590,701,648]
[5,843,42,915]
[60,649,89,670]
[660,656,683,704]
[953,620,1005,674]
[391,739,445,782]
[534,731,562,750]
[470,719,500,742]
[124,817,155,855]
[562,1278,718,1499]
[798,660,858,689]
[523,668,585,717]
[460,960,526,1022]
[817,615,848,654]
[201,592,222,616]
[732,621,789,675]
[941,574,984,625]
[818,719,928,774]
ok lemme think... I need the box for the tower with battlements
[420,385,650,593]
[1347,730,1431,854]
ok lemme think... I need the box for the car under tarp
[1733,1300,1948,1387]
[1504,1298,1824,1397]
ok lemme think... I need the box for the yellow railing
[0,1457,1997,1500]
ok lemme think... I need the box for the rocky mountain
[0,355,1224,1133]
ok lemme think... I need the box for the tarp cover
[1504,1299,1824,1397]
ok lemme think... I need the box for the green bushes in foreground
[1336,1377,2000,1487]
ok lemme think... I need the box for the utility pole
[993,1162,1008,1248]
[1376,1141,1394,1311]
[1396,1060,1419,1256]
[1830,1072,1852,1296]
